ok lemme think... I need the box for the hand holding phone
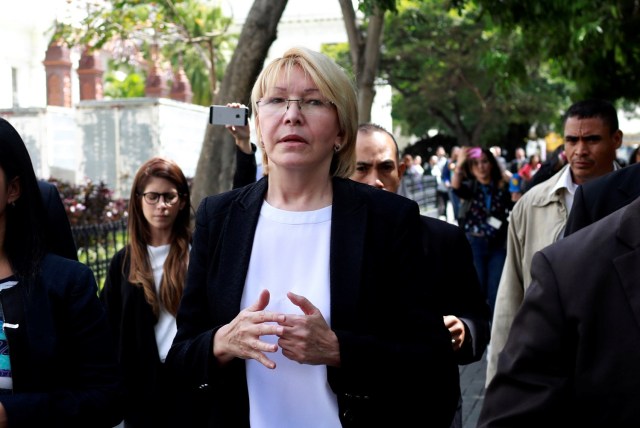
[209,105,249,126]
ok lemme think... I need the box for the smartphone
[209,105,249,126]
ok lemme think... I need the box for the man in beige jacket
[486,99,622,385]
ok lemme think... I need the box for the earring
[334,144,342,153]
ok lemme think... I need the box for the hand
[0,403,6,428]
[213,289,285,369]
[443,315,465,352]
[277,292,341,367]
[225,102,252,154]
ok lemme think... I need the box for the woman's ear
[7,177,21,205]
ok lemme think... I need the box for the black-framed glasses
[141,192,180,206]
[256,97,335,116]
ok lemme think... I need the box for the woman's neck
[266,169,333,211]
[477,176,491,185]
[149,229,172,247]
[0,250,13,280]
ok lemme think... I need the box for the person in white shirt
[101,156,196,427]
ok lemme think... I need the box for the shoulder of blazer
[198,177,268,218]
[332,176,418,217]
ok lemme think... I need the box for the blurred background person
[101,157,197,428]
[517,153,541,188]
[452,147,513,314]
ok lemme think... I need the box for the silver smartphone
[209,105,249,126]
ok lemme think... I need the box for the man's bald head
[351,123,405,193]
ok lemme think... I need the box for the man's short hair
[358,123,401,162]
[563,99,619,135]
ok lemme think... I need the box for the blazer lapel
[330,178,367,329]
[216,178,268,322]
[614,196,640,330]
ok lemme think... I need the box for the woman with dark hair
[101,157,195,427]
[452,147,513,313]
[0,117,122,426]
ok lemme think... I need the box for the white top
[148,244,177,362]
[241,200,340,428]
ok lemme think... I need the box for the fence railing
[401,174,439,218]
[72,218,128,289]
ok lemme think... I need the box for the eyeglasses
[141,192,180,206]
[256,97,335,116]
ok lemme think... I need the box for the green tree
[463,0,640,102]
[340,0,399,123]
[52,0,234,106]
[381,0,570,148]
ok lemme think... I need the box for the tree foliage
[52,0,235,106]
[381,0,570,148]
[463,0,640,102]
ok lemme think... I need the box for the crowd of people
[0,46,639,427]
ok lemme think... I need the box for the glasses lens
[258,98,332,116]
[143,192,159,204]
[143,192,179,205]
[163,193,179,205]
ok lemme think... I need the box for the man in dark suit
[478,194,640,426]
[38,180,78,260]
[564,161,640,236]
[352,123,491,428]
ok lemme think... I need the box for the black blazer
[167,176,459,427]
[38,180,78,260]
[0,254,122,427]
[479,195,640,426]
[564,162,640,236]
[421,216,491,364]
[101,248,205,428]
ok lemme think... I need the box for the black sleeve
[38,180,78,260]
[232,143,258,189]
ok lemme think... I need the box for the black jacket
[101,248,205,427]
[167,176,459,427]
[0,254,122,427]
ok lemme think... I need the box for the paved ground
[460,351,487,428]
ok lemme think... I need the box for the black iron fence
[72,218,128,289]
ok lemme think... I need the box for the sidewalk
[460,352,487,428]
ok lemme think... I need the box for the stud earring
[334,144,342,153]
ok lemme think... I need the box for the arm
[447,227,491,364]
[225,103,258,189]
[478,251,572,427]
[99,250,126,354]
[486,199,526,385]
[232,143,257,189]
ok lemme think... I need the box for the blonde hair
[251,47,358,178]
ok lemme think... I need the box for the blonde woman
[167,47,459,427]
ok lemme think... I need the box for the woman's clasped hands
[213,289,340,369]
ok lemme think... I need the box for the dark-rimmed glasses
[141,192,180,206]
